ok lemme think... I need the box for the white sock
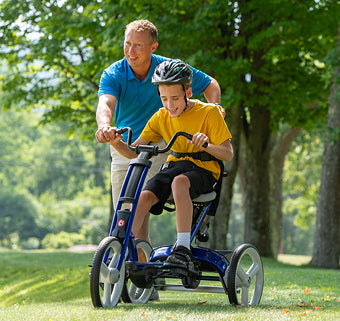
[176,232,191,250]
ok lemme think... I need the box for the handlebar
[116,127,208,156]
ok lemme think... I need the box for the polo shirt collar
[127,61,136,81]
[126,55,156,82]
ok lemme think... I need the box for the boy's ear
[186,87,193,98]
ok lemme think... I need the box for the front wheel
[121,239,154,303]
[90,236,125,308]
[226,244,264,307]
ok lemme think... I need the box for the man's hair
[125,19,158,43]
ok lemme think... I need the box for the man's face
[159,84,187,118]
[124,29,158,69]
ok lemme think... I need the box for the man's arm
[95,94,117,143]
[203,77,225,118]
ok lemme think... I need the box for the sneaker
[165,246,195,266]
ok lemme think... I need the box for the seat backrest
[206,160,225,216]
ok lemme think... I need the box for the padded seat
[167,191,216,204]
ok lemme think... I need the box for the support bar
[157,284,226,294]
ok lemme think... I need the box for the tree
[312,19,340,269]
[0,108,111,247]
[0,190,38,248]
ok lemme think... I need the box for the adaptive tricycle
[90,127,264,308]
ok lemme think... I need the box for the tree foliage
[1,0,336,134]
[0,108,110,248]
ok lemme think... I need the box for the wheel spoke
[129,283,138,298]
[247,262,259,279]
[103,283,112,307]
[241,286,249,307]
[99,262,110,283]
[236,265,248,286]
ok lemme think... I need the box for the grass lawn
[0,249,339,321]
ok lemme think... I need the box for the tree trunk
[210,104,242,250]
[312,21,340,268]
[242,106,273,257]
[269,127,301,258]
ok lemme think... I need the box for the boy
[109,60,233,266]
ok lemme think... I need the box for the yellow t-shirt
[140,100,232,179]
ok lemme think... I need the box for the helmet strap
[179,85,188,116]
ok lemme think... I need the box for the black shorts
[143,160,217,215]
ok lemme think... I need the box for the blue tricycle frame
[90,127,264,308]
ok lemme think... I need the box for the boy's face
[159,84,187,117]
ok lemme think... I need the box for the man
[95,19,223,241]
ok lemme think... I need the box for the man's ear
[151,42,158,53]
[186,87,193,98]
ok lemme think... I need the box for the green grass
[0,249,339,321]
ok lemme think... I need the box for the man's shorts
[143,160,217,215]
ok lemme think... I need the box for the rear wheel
[121,239,154,303]
[226,244,263,306]
[90,236,125,308]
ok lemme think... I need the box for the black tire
[226,244,264,306]
[121,239,154,303]
[90,236,125,308]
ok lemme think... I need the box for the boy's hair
[125,19,158,43]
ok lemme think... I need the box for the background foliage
[0,108,319,253]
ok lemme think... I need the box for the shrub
[42,231,85,249]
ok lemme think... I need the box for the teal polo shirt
[98,54,211,142]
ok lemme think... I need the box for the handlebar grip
[116,128,129,135]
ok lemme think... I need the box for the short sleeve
[98,69,121,98]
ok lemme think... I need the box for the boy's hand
[189,132,209,149]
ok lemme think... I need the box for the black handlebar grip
[116,128,128,135]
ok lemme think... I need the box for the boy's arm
[109,132,150,159]
[190,133,233,162]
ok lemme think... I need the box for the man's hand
[95,125,117,143]
[216,104,226,118]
